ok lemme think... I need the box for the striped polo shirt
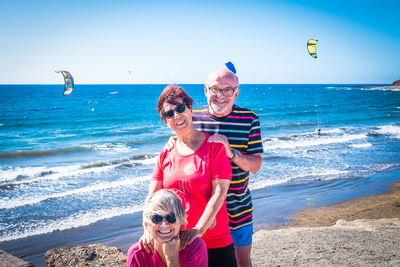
[193,105,264,230]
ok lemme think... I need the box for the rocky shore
[353,79,400,89]
[0,249,34,267]
[44,244,125,267]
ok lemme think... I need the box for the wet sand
[285,181,400,227]
[251,181,400,266]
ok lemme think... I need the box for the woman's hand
[137,229,154,253]
[162,235,181,267]
[207,133,234,158]
[179,229,202,250]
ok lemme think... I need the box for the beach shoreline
[57,180,400,267]
[2,179,399,266]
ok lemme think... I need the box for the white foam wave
[264,132,367,150]
[348,143,372,149]
[1,154,156,185]
[325,86,400,92]
[250,177,291,190]
[325,86,353,91]
[1,166,49,183]
[360,87,400,92]
[0,205,143,242]
[0,175,151,210]
[83,143,134,154]
[136,156,158,165]
[1,164,116,185]
[372,125,400,139]
[250,168,350,191]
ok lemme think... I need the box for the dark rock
[68,258,78,266]
[393,79,400,86]
[47,256,55,264]
[82,251,96,261]
[0,249,35,267]
[44,244,125,267]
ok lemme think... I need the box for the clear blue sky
[1,0,399,84]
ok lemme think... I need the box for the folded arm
[180,179,230,249]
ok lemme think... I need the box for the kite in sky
[55,70,74,96]
[225,61,237,74]
[307,39,318,58]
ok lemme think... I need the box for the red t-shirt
[152,133,233,248]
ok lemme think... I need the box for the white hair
[142,189,187,226]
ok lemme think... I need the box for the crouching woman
[126,189,208,267]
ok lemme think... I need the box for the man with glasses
[193,68,263,267]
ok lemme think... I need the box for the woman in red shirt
[139,84,236,267]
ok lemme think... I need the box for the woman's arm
[138,180,163,253]
[146,180,164,202]
[179,178,230,249]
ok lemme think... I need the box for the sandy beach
[252,218,400,266]
[251,181,400,266]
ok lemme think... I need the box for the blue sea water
[0,84,400,246]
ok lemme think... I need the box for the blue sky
[1,0,399,84]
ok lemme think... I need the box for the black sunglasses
[162,102,186,119]
[150,213,177,224]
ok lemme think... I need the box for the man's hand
[207,133,234,158]
[137,229,154,253]
[179,229,202,250]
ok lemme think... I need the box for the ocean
[1,84,400,265]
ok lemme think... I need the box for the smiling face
[145,209,181,244]
[162,99,193,135]
[205,69,240,117]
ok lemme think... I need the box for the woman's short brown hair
[157,84,194,122]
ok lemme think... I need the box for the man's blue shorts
[230,224,253,247]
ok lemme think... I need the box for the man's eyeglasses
[207,85,238,97]
[162,102,186,119]
[150,213,177,224]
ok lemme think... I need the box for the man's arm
[207,134,262,173]
[230,151,262,174]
